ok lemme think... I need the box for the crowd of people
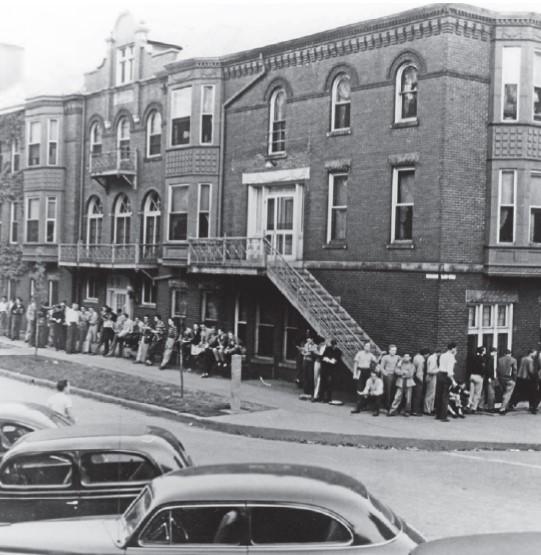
[297,333,541,421]
[0,296,245,376]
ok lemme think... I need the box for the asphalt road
[1,376,540,540]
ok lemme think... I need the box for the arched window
[113,194,131,245]
[117,117,130,160]
[146,111,162,157]
[268,89,286,154]
[395,64,418,122]
[331,74,351,131]
[89,122,102,155]
[142,191,161,248]
[86,196,103,245]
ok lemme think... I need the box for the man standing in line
[388,353,416,416]
[24,297,37,344]
[319,339,342,403]
[412,348,429,416]
[467,346,487,413]
[497,348,517,415]
[511,349,537,414]
[51,302,66,351]
[10,297,25,341]
[424,348,440,415]
[0,296,8,337]
[351,341,377,414]
[479,346,498,412]
[379,345,400,411]
[64,303,81,354]
[435,342,457,422]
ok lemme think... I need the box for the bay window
[171,87,192,146]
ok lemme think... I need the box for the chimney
[0,43,24,92]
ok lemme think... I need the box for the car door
[126,503,248,555]
[76,450,161,517]
[0,451,79,523]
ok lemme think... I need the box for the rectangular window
[392,168,414,242]
[25,198,40,243]
[234,294,248,348]
[534,52,541,121]
[498,170,516,243]
[171,288,187,319]
[502,47,521,121]
[9,201,19,244]
[11,139,20,172]
[201,291,219,326]
[84,278,98,301]
[7,279,16,301]
[171,87,192,146]
[27,121,41,166]
[116,45,134,85]
[168,185,189,241]
[327,173,347,242]
[530,174,541,243]
[256,299,274,358]
[48,280,59,306]
[140,276,157,306]
[45,197,57,243]
[197,183,211,238]
[47,119,58,165]
[200,85,214,144]
[467,303,513,359]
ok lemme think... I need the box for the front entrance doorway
[107,288,127,313]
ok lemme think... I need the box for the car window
[0,453,73,488]
[250,506,352,545]
[0,422,33,450]
[140,506,246,545]
[80,451,159,485]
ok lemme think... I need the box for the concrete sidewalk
[1,338,541,449]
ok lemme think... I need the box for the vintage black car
[0,423,193,523]
[0,401,71,456]
[0,463,424,554]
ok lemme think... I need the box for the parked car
[0,423,193,523]
[411,532,541,554]
[0,463,424,554]
[0,401,71,457]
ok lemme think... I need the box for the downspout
[217,53,267,235]
[75,95,87,301]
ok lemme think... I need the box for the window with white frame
[200,85,214,144]
[84,278,98,301]
[168,185,189,241]
[11,139,20,172]
[9,201,18,244]
[530,173,541,243]
[395,64,418,123]
[392,168,415,242]
[117,117,130,161]
[113,194,131,244]
[256,299,274,358]
[502,47,521,121]
[48,280,58,306]
[467,303,513,358]
[116,45,135,86]
[89,122,102,155]
[197,183,210,238]
[140,276,157,306]
[534,51,541,122]
[327,173,347,242]
[146,111,162,157]
[27,121,41,166]
[171,288,187,319]
[142,191,161,247]
[25,197,40,243]
[234,294,248,348]
[201,291,219,326]
[498,170,516,243]
[268,88,286,154]
[86,196,103,245]
[171,87,192,146]
[331,74,351,131]
[47,119,58,165]
[45,197,57,243]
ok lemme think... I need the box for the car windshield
[119,486,153,543]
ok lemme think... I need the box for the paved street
[1,375,540,540]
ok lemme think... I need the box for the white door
[107,288,127,313]
[265,193,295,258]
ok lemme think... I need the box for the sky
[1,0,541,97]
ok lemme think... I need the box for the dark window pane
[149,134,161,156]
[499,207,514,242]
[172,117,190,145]
[119,140,130,160]
[203,293,219,324]
[533,210,541,242]
[395,206,412,240]
[198,213,209,238]
[467,335,478,362]
[26,221,39,243]
[46,221,55,243]
[12,153,20,172]
[331,208,347,241]
[257,326,274,357]
[28,144,40,166]
[497,333,509,357]
[80,452,158,484]
[482,333,493,351]
[503,84,518,120]
[271,121,285,153]
[169,214,187,241]
[0,423,32,449]
[201,114,213,144]
[48,143,57,165]
[1,453,72,486]
[334,104,350,130]
[535,86,541,122]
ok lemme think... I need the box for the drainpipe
[217,53,266,236]
[74,95,87,302]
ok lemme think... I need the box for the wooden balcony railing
[59,243,160,267]
[89,148,137,189]
[187,237,267,268]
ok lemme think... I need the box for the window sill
[327,128,351,137]
[391,119,419,129]
[144,155,162,162]
[322,241,347,250]
[266,152,287,161]
[140,302,157,308]
[83,297,99,303]
[386,242,415,250]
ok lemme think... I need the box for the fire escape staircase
[265,246,382,372]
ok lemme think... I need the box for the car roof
[148,463,376,526]
[0,402,63,427]
[412,532,541,555]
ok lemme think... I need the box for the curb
[2,367,540,452]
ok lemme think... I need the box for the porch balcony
[89,148,137,189]
[58,243,160,268]
[187,237,269,274]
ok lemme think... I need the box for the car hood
[0,516,122,555]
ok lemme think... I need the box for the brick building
[1,5,541,379]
